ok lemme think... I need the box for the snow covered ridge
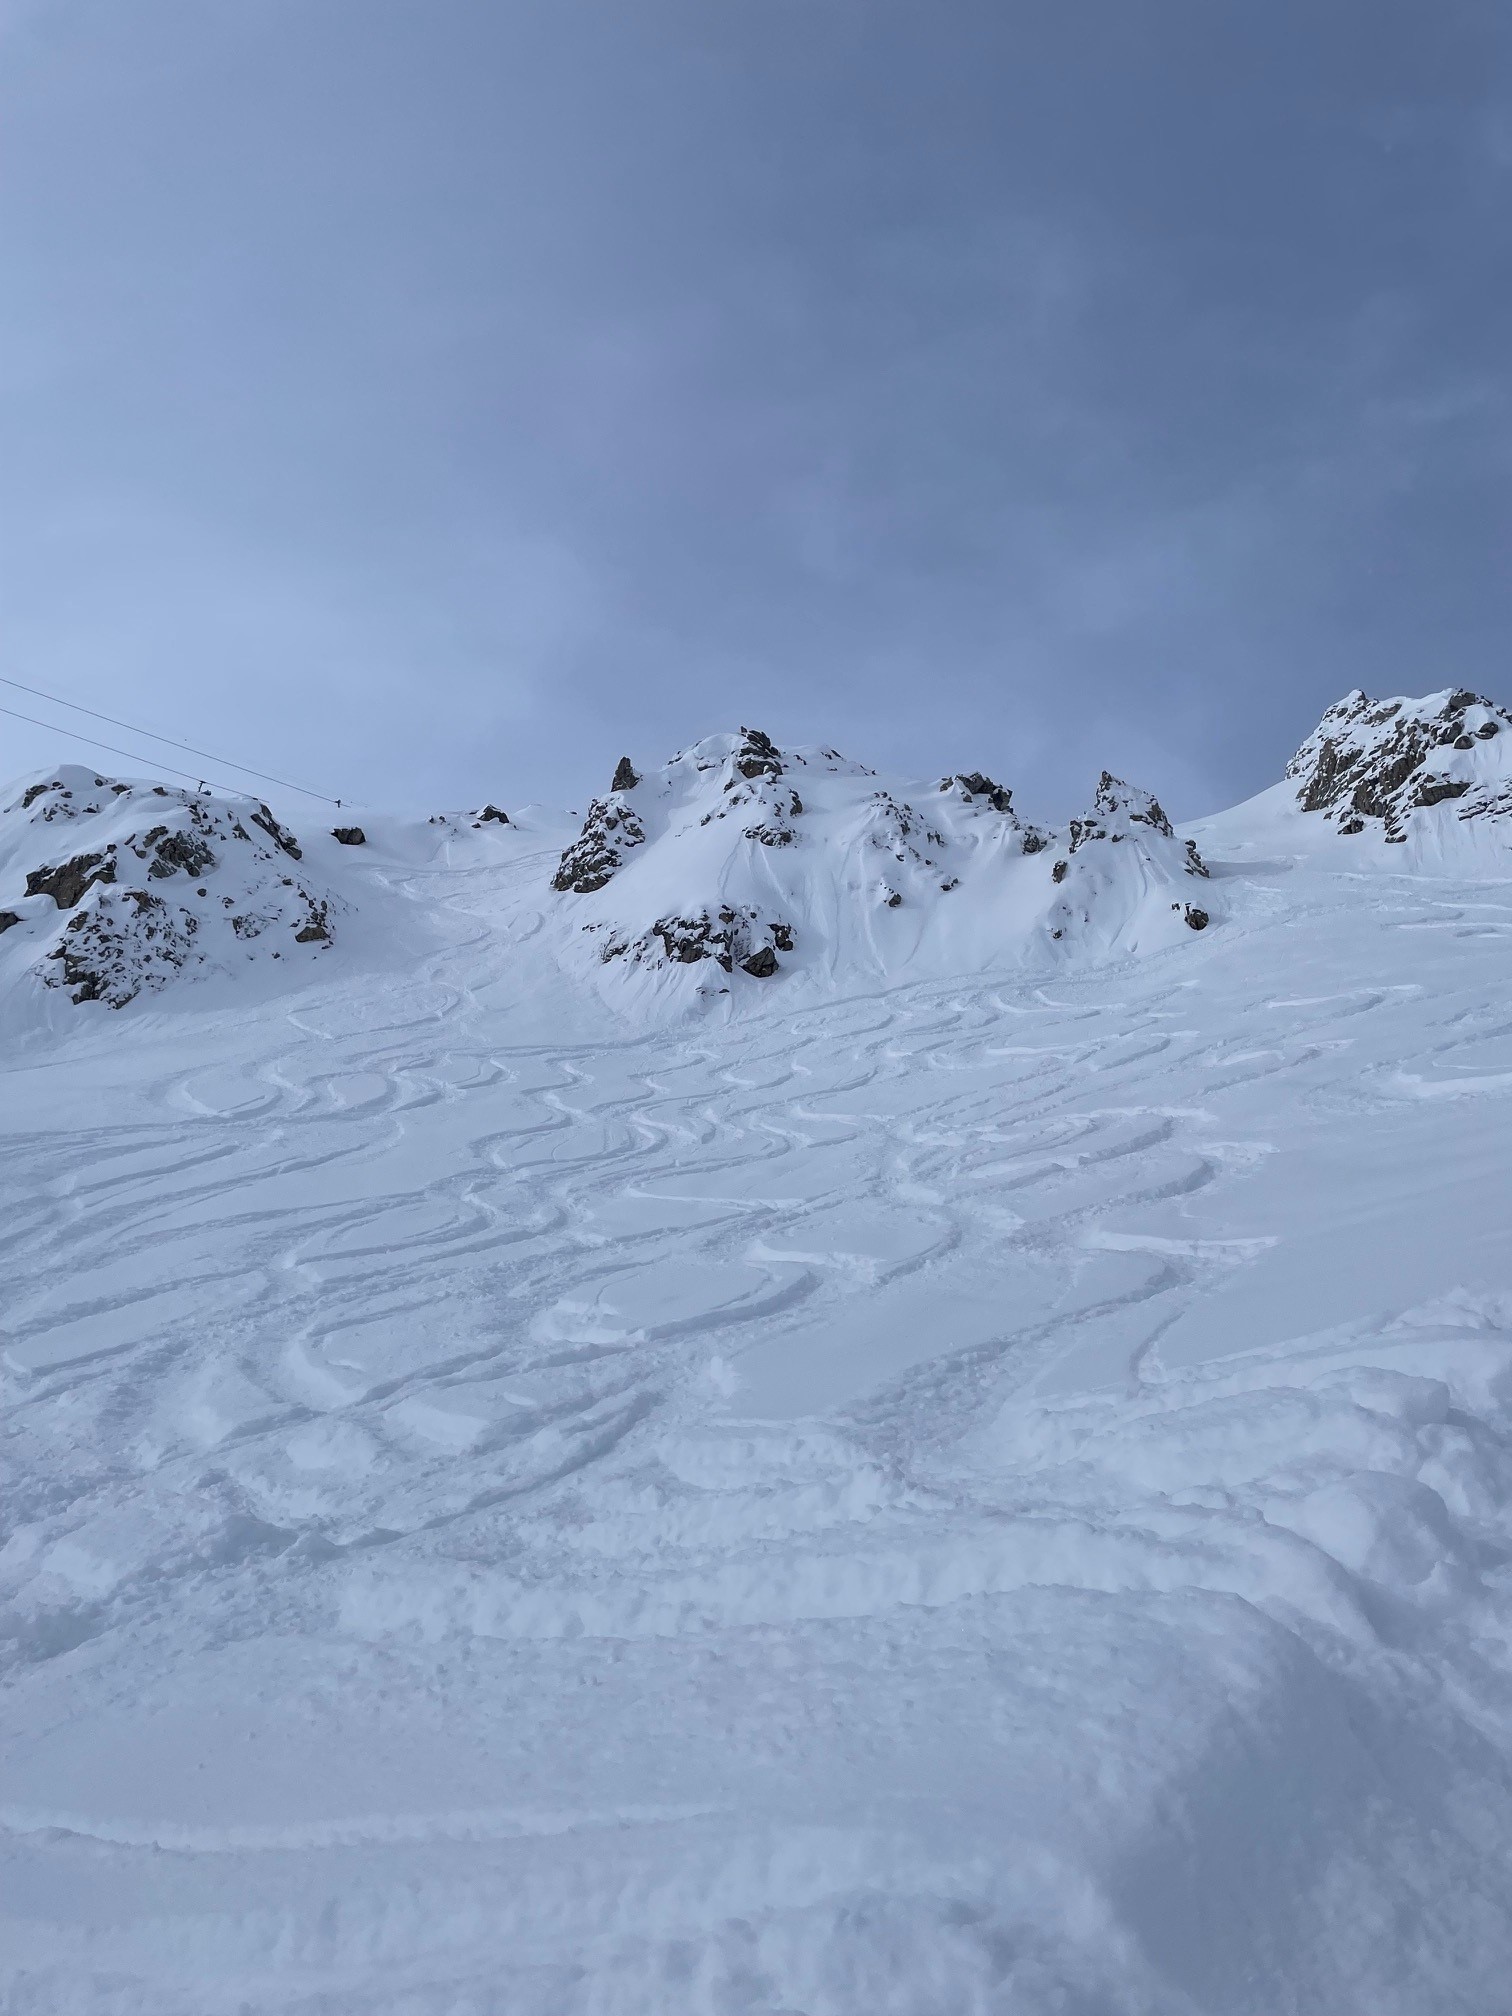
[10,683,1512,1020]
[548,727,1213,1003]
[0,766,340,1008]
[1287,685,1512,844]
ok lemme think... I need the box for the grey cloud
[2,0,1508,818]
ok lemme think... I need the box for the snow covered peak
[547,731,1213,1012]
[1070,771,1177,847]
[1045,772,1211,947]
[0,766,339,1011]
[1286,687,1512,846]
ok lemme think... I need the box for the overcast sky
[2,1,1508,819]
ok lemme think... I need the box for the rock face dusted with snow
[0,767,338,1008]
[549,729,1213,1009]
[1047,772,1212,941]
[1287,687,1512,845]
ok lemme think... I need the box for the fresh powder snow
[3,693,1512,2014]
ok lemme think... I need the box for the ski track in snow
[5,833,1512,2013]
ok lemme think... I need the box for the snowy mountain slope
[547,727,1213,1014]
[5,691,1512,2014]
[5,706,1512,2013]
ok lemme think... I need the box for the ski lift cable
[0,701,298,803]
[0,672,342,804]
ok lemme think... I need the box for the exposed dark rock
[20,781,60,810]
[946,771,1014,815]
[1184,905,1209,931]
[611,757,639,793]
[734,728,783,781]
[552,794,647,894]
[0,910,20,934]
[1287,687,1512,838]
[745,824,795,847]
[627,905,792,977]
[474,806,509,826]
[884,890,903,908]
[1051,859,1068,883]
[332,826,367,845]
[653,916,724,965]
[294,900,333,944]
[147,830,217,880]
[25,852,116,909]
[1415,778,1472,809]
[1020,830,1049,854]
[250,805,303,859]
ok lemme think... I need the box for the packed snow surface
[4,701,1512,2013]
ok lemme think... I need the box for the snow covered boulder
[0,766,340,1010]
[1287,687,1512,851]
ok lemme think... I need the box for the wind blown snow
[3,695,1512,2014]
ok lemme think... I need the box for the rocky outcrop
[943,771,1014,816]
[1067,774,1208,878]
[333,825,368,845]
[1,769,342,1009]
[549,729,1211,1003]
[146,830,217,879]
[596,907,794,979]
[552,789,647,894]
[1039,772,1214,954]
[937,770,1050,852]
[26,851,117,909]
[733,728,783,781]
[48,889,200,1006]
[249,804,302,859]
[1287,689,1512,840]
